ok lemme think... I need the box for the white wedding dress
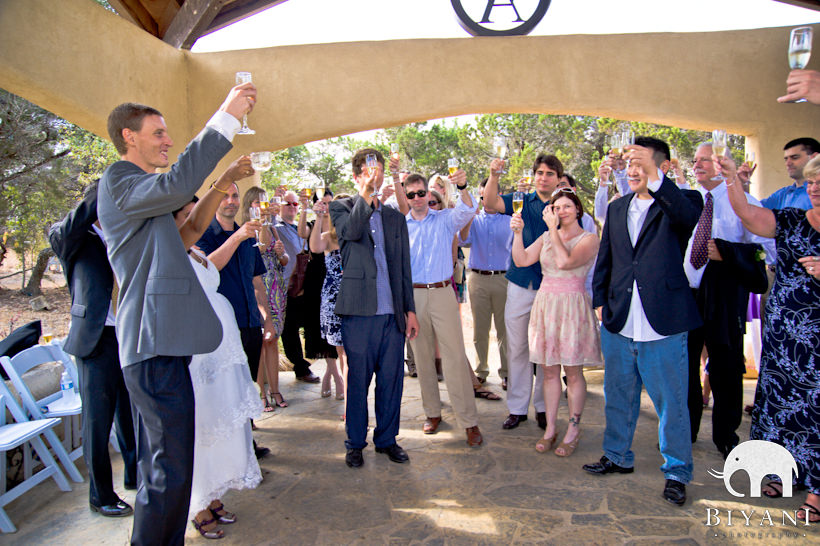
[188,249,263,516]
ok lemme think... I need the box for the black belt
[413,280,451,289]
[471,269,506,276]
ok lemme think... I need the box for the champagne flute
[390,143,400,162]
[258,191,271,226]
[512,191,524,214]
[315,183,326,200]
[448,158,459,177]
[251,151,271,171]
[249,206,263,247]
[787,27,813,103]
[712,129,728,181]
[41,322,53,344]
[669,148,679,180]
[235,72,255,135]
[522,168,533,191]
[365,153,381,197]
[493,135,508,174]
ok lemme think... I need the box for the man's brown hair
[107,102,163,155]
[351,148,385,176]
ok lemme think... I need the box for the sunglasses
[406,190,427,199]
[283,202,299,207]
[428,200,441,207]
[552,187,576,196]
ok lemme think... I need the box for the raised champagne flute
[522,168,533,192]
[669,148,679,180]
[365,153,381,198]
[512,191,524,214]
[390,143,400,162]
[251,151,271,172]
[712,129,728,182]
[788,27,813,103]
[258,191,271,226]
[315,183,326,200]
[493,135,508,174]
[249,206,263,246]
[235,72,255,135]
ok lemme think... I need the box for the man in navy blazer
[583,137,703,508]
[329,148,418,468]
[49,182,137,518]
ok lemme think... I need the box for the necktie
[690,192,713,269]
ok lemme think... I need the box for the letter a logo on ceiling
[707,440,799,498]
[451,0,552,37]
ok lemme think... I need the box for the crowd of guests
[48,78,819,545]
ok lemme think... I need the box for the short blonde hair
[804,154,820,180]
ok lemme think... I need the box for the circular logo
[451,0,552,37]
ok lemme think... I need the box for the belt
[413,280,451,289]
[471,269,507,276]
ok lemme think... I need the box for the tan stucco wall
[1,0,817,198]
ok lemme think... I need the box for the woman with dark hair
[241,186,289,411]
[511,188,601,457]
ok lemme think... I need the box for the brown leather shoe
[423,417,441,434]
[466,426,483,447]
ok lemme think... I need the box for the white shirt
[619,179,665,342]
[205,110,241,143]
[683,182,776,289]
[91,224,117,327]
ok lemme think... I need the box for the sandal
[797,502,820,523]
[210,502,236,524]
[192,516,224,539]
[262,395,275,413]
[762,480,783,498]
[474,388,501,401]
[535,434,557,453]
[555,432,581,457]
[271,392,288,408]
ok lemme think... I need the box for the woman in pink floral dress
[511,188,601,457]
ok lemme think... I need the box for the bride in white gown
[172,156,265,539]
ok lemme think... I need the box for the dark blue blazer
[592,177,704,336]
[329,195,414,334]
[49,187,113,359]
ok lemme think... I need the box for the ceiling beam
[163,0,226,49]
[107,0,159,35]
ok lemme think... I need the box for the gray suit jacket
[97,127,230,366]
[329,195,414,334]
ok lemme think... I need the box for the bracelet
[211,182,229,194]
[456,183,468,190]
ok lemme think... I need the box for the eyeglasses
[428,200,441,207]
[283,202,299,207]
[406,190,427,199]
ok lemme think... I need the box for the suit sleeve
[49,187,98,263]
[649,178,702,234]
[103,127,231,220]
[712,239,768,294]
[399,217,415,315]
[331,196,372,243]
[592,204,613,309]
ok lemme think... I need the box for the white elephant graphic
[708,440,799,498]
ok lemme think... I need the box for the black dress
[302,223,337,359]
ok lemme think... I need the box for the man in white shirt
[583,137,703,508]
[684,142,774,459]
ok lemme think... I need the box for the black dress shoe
[502,414,527,429]
[124,482,137,491]
[346,448,364,467]
[296,372,321,383]
[375,444,409,463]
[254,445,271,459]
[663,479,686,506]
[536,412,546,430]
[582,455,634,475]
[90,499,133,517]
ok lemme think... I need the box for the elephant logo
[708,440,798,498]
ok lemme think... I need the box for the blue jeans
[601,328,693,483]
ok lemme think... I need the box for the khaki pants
[410,286,478,429]
[467,271,508,380]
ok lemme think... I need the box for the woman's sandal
[192,517,224,539]
[210,502,236,524]
[535,434,557,453]
[762,481,783,498]
[555,432,581,457]
[474,388,502,401]
[797,502,820,523]
[261,394,275,413]
[271,392,288,408]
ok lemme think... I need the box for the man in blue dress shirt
[404,172,483,447]
[459,178,512,384]
[482,154,564,430]
[759,137,819,211]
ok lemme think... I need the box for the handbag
[287,238,311,298]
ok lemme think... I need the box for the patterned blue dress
[751,208,820,494]
[319,249,343,346]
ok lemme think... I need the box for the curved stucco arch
[0,0,817,197]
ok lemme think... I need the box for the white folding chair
[0,349,83,483]
[0,381,71,533]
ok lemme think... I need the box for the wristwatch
[456,182,468,191]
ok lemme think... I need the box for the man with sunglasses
[483,154,563,431]
[403,172,483,447]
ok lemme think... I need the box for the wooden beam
[163,0,226,49]
[107,0,160,35]
[771,0,820,11]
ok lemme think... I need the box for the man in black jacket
[329,148,418,468]
[49,182,137,517]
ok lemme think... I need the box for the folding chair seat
[0,381,71,533]
[1,349,83,483]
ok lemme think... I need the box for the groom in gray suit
[97,83,256,546]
